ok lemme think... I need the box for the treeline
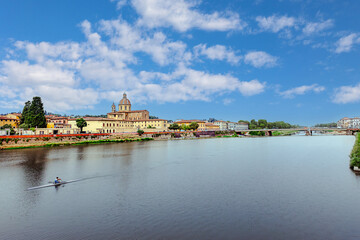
[314,123,337,128]
[168,122,199,131]
[238,119,299,129]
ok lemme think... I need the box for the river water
[1,136,360,240]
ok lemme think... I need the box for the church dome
[119,98,131,105]
[119,93,131,105]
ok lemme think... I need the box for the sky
[0,0,360,125]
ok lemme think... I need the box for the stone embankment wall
[0,133,140,149]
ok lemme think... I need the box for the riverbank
[349,133,360,169]
[0,134,153,150]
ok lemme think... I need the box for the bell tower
[111,102,116,112]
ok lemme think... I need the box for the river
[0,136,359,239]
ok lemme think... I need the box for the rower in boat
[54,177,62,184]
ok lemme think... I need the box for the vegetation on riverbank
[272,130,298,136]
[350,133,360,168]
[2,137,154,150]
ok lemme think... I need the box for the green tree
[137,129,144,136]
[238,120,249,124]
[28,97,46,128]
[258,119,268,129]
[189,122,199,131]
[181,124,190,131]
[76,118,87,133]
[20,101,31,124]
[0,124,16,135]
[19,123,29,129]
[168,123,180,131]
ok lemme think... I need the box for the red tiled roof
[0,117,18,121]
[175,120,205,123]
[107,110,149,114]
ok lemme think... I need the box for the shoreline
[0,131,351,151]
[1,137,153,150]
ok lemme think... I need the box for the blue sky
[1,0,360,125]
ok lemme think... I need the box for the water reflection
[1,136,360,240]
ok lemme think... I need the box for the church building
[107,93,149,120]
[68,93,169,133]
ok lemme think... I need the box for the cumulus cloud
[302,19,334,35]
[333,83,360,104]
[130,0,246,32]
[256,15,296,33]
[244,51,278,68]
[194,44,241,64]
[335,33,360,53]
[124,66,266,103]
[279,84,325,98]
[0,4,266,113]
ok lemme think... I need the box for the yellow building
[107,93,149,120]
[68,93,169,134]
[0,116,19,128]
[174,120,206,131]
[205,123,220,131]
[6,113,22,120]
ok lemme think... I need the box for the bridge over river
[234,128,358,136]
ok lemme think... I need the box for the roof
[68,117,166,122]
[175,120,206,123]
[107,110,149,114]
[131,119,168,122]
[0,117,18,121]
[205,123,219,126]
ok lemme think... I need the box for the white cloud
[237,79,265,96]
[256,15,296,33]
[223,98,234,105]
[99,19,191,66]
[302,19,334,35]
[131,0,245,32]
[116,66,266,103]
[244,51,278,68]
[333,83,360,104]
[0,8,264,113]
[194,44,241,64]
[111,0,128,9]
[279,84,325,98]
[335,33,360,53]
[1,60,76,87]
[15,41,82,62]
[23,86,99,112]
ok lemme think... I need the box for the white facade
[215,121,249,131]
[214,121,228,131]
[337,117,360,129]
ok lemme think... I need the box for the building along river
[0,135,359,239]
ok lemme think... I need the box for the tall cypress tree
[28,96,47,128]
[20,101,31,124]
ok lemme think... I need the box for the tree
[258,119,268,129]
[168,123,180,131]
[20,101,31,124]
[28,97,46,128]
[181,124,190,131]
[149,116,159,119]
[76,118,87,133]
[19,123,29,129]
[137,129,144,136]
[189,122,199,131]
[238,120,249,124]
[0,124,15,135]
